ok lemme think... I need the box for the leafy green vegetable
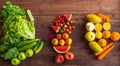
[0,2,37,60]
[0,44,9,52]
[4,47,19,60]
[27,9,34,21]
[0,2,35,45]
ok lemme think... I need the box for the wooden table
[0,0,120,66]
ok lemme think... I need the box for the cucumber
[33,41,41,52]
[18,42,37,52]
[17,39,38,48]
[33,41,44,54]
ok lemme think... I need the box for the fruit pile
[51,14,75,34]
[85,13,120,60]
[49,14,75,64]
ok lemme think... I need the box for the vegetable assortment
[1,2,35,45]
[0,1,34,58]
[0,2,44,65]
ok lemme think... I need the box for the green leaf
[4,47,19,60]
[27,9,34,21]
[0,44,9,52]
[0,2,35,45]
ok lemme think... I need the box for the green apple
[25,49,34,57]
[86,22,95,31]
[85,32,95,41]
[18,52,26,60]
[11,58,21,66]
[95,31,102,39]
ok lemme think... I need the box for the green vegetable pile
[1,2,35,45]
[0,2,44,65]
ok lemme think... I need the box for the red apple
[55,54,64,64]
[64,51,74,61]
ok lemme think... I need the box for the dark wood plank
[0,0,120,66]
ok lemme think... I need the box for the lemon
[95,31,102,39]
[95,23,102,31]
[103,22,111,30]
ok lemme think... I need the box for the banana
[33,40,44,54]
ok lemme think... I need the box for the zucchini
[18,42,37,52]
[17,39,38,48]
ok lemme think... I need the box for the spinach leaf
[4,47,19,60]
[0,44,9,52]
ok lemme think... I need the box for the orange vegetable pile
[98,13,111,22]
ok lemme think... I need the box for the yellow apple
[51,38,58,46]
[85,32,95,41]
[59,39,65,46]
[65,38,72,45]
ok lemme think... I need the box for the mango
[89,41,102,52]
[65,38,72,45]
[86,14,102,23]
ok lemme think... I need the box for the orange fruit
[95,23,102,31]
[103,22,111,30]
[62,33,69,39]
[56,33,62,39]
[51,38,58,46]
[110,31,120,41]
[102,30,111,39]
[98,39,107,47]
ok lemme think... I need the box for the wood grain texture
[0,0,120,66]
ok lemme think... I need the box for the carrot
[98,13,104,19]
[94,42,113,56]
[97,44,115,60]
[98,13,103,17]
[105,16,110,22]
[103,15,106,20]
[98,13,111,22]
